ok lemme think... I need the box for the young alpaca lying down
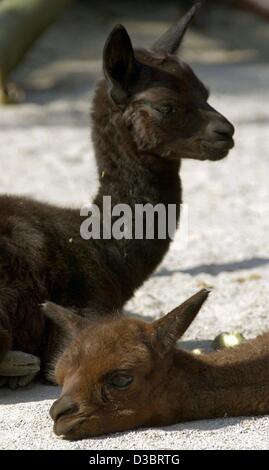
[46,290,269,440]
[0,3,234,386]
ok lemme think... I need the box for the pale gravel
[0,2,269,450]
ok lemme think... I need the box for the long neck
[165,334,269,423]
[89,81,182,304]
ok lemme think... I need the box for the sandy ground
[0,1,269,450]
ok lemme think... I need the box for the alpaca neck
[92,81,181,205]
[89,82,182,303]
[164,337,269,423]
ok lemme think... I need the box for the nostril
[50,395,78,421]
[214,121,235,139]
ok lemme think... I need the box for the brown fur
[47,289,269,439]
[0,8,234,375]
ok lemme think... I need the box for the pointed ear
[103,24,138,104]
[41,302,88,339]
[152,289,210,356]
[152,2,202,54]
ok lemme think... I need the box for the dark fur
[0,10,234,371]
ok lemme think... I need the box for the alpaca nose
[50,395,78,421]
[211,117,235,140]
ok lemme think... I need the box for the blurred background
[0,0,269,331]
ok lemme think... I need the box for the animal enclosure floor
[1,1,269,450]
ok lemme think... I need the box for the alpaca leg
[0,377,7,386]
[0,329,11,387]
[0,329,12,361]
[0,373,37,389]
[5,373,37,390]
[0,287,17,360]
[0,287,42,388]
[0,350,40,388]
[0,67,8,104]
[0,329,40,389]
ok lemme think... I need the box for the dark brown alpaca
[47,289,269,439]
[0,4,234,383]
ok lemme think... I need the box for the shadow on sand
[0,382,60,405]
[154,257,269,278]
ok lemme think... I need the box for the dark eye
[160,104,174,114]
[109,374,133,389]
[151,103,174,115]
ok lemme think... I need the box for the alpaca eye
[109,374,133,389]
[151,103,174,115]
[160,104,174,114]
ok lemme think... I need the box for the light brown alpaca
[45,289,269,440]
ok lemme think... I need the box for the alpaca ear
[41,302,87,339]
[152,3,201,54]
[103,24,138,104]
[152,289,210,356]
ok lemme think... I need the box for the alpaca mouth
[53,414,86,437]
[202,137,235,161]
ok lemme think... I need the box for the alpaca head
[102,3,234,162]
[44,289,209,439]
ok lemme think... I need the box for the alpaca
[47,290,269,440]
[0,4,234,385]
